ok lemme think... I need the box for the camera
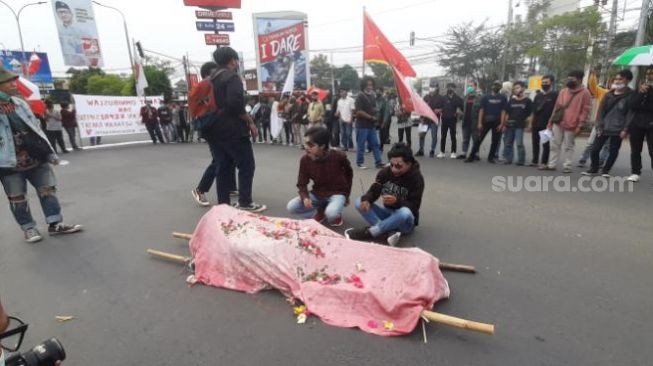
[5,338,66,366]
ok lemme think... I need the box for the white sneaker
[387,232,401,247]
[601,173,611,178]
[450,153,457,159]
[436,152,445,158]
[627,174,640,182]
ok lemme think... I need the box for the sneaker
[415,150,424,157]
[330,216,344,227]
[516,162,525,166]
[357,164,368,170]
[539,165,555,171]
[429,151,435,158]
[627,174,640,182]
[601,173,611,178]
[387,231,401,247]
[464,157,475,163]
[436,152,445,158]
[450,153,457,159]
[577,160,586,168]
[24,228,43,243]
[456,154,466,159]
[235,202,267,213]
[191,188,210,207]
[562,167,572,174]
[48,223,83,236]
[487,159,496,164]
[474,155,480,161]
[527,162,536,167]
[581,170,597,176]
[313,209,326,223]
[344,227,373,241]
[229,190,239,197]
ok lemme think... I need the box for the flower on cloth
[355,263,365,273]
[297,238,326,258]
[345,274,364,288]
[297,313,307,324]
[367,320,379,329]
[383,321,394,331]
[293,305,306,316]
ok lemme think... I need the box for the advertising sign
[73,94,163,138]
[204,34,230,46]
[253,11,309,92]
[183,0,241,8]
[243,69,258,91]
[195,10,232,19]
[51,0,103,67]
[196,21,235,32]
[0,50,54,86]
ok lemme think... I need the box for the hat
[55,1,71,10]
[0,65,19,84]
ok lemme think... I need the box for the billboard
[253,11,309,92]
[51,0,104,67]
[0,50,54,86]
[183,0,241,8]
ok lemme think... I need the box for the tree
[310,54,332,89]
[86,74,127,96]
[334,64,360,91]
[67,67,105,94]
[368,62,394,89]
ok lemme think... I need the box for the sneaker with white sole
[387,231,401,247]
[436,152,445,158]
[48,223,83,236]
[191,188,210,207]
[627,174,640,182]
[233,202,267,213]
[450,153,457,159]
[357,164,368,170]
[601,173,611,178]
[24,228,43,243]
[329,216,344,227]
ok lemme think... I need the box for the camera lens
[12,338,66,366]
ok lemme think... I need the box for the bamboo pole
[172,232,193,240]
[147,249,190,265]
[421,310,495,335]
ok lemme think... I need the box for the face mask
[612,83,625,90]
[566,80,577,89]
[492,87,501,93]
[541,84,551,92]
[466,86,475,94]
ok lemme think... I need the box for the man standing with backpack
[204,47,265,212]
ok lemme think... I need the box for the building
[546,0,581,17]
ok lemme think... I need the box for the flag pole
[362,6,366,78]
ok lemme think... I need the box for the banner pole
[362,6,366,78]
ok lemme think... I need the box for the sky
[0,0,632,82]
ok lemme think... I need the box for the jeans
[440,118,457,153]
[340,121,353,150]
[591,134,622,173]
[629,124,653,175]
[146,123,165,143]
[0,163,62,230]
[209,138,255,206]
[418,122,438,153]
[64,127,79,149]
[292,123,302,145]
[287,193,346,223]
[532,125,550,165]
[354,197,415,237]
[580,126,610,164]
[283,121,293,144]
[469,121,502,161]
[176,124,187,142]
[261,122,271,142]
[161,123,176,143]
[197,142,237,194]
[47,130,67,153]
[398,126,412,147]
[356,127,382,166]
[502,127,525,164]
[461,121,478,155]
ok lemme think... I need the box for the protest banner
[73,95,163,138]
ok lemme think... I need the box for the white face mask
[612,83,625,90]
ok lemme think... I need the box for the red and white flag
[27,52,42,77]
[133,45,148,97]
[16,76,46,116]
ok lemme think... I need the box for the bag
[550,90,579,124]
[188,69,226,131]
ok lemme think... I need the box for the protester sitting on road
[346,143,424,247]
[45,101,68,154]
[626,66,653,182]
[60,103,81,151]
[500,81,532,166]
[465,80,507,164]
[141,99,165,144]
[0,66,83,243]
[286,126,352,227]
[581,69,634,178]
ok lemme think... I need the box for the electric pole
[600,0,619,85]
[500,0,514,81]
[631,0,651,85]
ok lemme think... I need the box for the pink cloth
[189,205,450,336]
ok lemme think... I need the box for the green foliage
[368,62,394,89]
[335,64,360,91]
[122,65,173,100]
[310,54,332,89]
[86,74,127,96]
[66,67,105,94]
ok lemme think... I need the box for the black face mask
[566,80,577,89]
[541,84,551,92]
[492,87,501,93]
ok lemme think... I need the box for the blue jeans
[354,197,415,237]
[356,127,382,166]
[580,126,610,164]
[502,127,525,164]
[418,122,438,153]
[0,163,62,230]
[287,193,346,223]
[340,121,353,150]
[209,138,255,206]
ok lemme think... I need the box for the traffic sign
[183,0,241,8]
[195,10,232,19]
[196,21,235,32]
[204,33,230,46]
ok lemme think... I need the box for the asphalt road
[1,130,651,366]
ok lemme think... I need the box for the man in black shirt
[438,83,463,158]
[465,81,507,163]
[529,75,557,167]
[355,76,384,169]
[500,81,532,165]
[207,47,265,212]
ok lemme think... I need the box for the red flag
[27,52,42,76]
[363,11,416,77]
[306,86,328,102]
[388,61,438,124]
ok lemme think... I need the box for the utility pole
[330,51,336,97]
[362,6,366,77]
[631,0,651,85]
[499,0,514,81]
[600,0,619,85]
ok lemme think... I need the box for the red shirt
[140,106,158,124]
[296,150,353,200]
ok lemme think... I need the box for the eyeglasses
[0,316,28,352]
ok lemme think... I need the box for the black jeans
[198,142,237,194]
[209,138,255,206]
[440,118,457,153]
[64,127,79,149]
[261,123,271,142]
[469,121,501,160]
[176,124,187,142]
[591,134,622,173]
[532,125,550,165]
[629,125,653,175]
[46,130,67,153]
[398,126,412,147]
[380,120,391,145]
[283,121,293,144]
[146,123,165,143]
[461,121,478,154]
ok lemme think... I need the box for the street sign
[204,33,230,46]
[196,21,235,32]
[195,10,232,19]
[183,0,241,8]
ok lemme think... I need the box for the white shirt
[336,97,354,123]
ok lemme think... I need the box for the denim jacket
[0,96,57,168]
